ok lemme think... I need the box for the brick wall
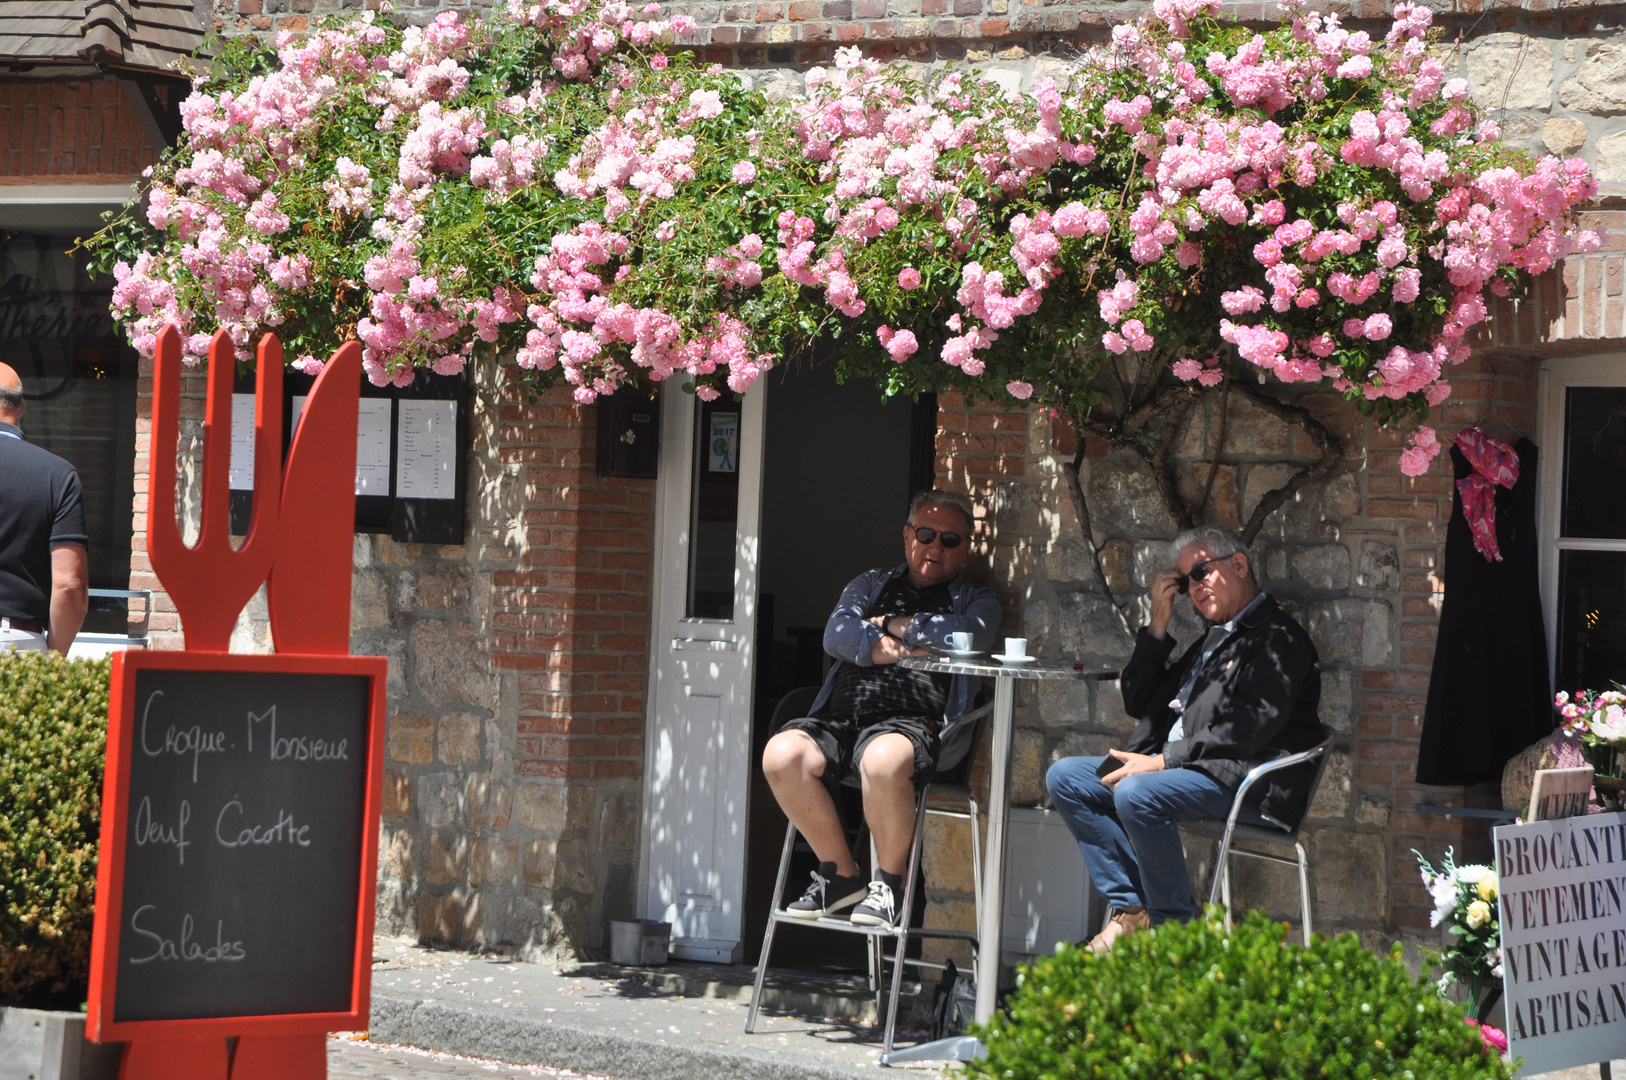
[0,79,162,183]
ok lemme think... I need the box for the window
[1538,358,1626,692]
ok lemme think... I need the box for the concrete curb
[369,990,877,1080]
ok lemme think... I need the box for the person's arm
[1160,625,1318,769]
[890,584,1003,652]
[824,570,888,667]
[47,544,88,655]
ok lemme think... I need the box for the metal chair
[1180,723,1338,946]
[745,687,991,1055]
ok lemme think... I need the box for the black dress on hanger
[1415,437,1554,786]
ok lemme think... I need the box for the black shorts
[778,713,940,792]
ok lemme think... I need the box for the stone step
[565,960,930,1022]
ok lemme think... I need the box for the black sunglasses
[1175,557,1223,594]
[910,526,964,549]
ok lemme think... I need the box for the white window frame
[1536,354,1626,685]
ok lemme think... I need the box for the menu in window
[229,393,256,491]
[396,400,457,500]
[293,396,393,497]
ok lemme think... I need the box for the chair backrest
[933,688,994,788]
[767,685,822,736]
[1279,723,1339,837]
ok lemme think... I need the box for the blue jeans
[1045,756,1260,925]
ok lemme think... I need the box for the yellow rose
[1477,875,1498,903]
[1466,900,1492,929]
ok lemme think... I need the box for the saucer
[991,654,1036,664]
[940,648,983,658]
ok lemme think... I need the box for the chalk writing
[140,691,229,783]
[215,800,312,848]
[248,705,349,763]
[127,905,246,965]
[133,797,191,866]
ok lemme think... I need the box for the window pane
[1556,549,1626,691]
[0,234,139,633]
[1561,386,1626,539]
[686,399,742,620]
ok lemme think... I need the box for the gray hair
[907,489,975,532]
[1170,524,1253,580]
[0,385,21,414]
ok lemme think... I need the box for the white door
[638,385,765,963]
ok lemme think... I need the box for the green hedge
[971,910,1510,1080]
[0,652,110,1007]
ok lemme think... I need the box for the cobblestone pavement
[328,1035,615,1079]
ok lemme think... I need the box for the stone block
[487,776,514,831]
[417,566,473,610]
[1175,462,1239,528]
[1543,116,1589,156]
[411,618,497,709]
[1323,473,1360,519]
[438,713,484,764]
[920,897,976,968]
[595,789,640,852]
[1010,727,1046,806]
[1356,540,1400,591]
[1223,845,1302,920]
[1241,463,1299,524]
[1308,599,1393,667]
[1224,394,1296,456]
[1497,113,1540,146]
[1467,33,1554,111]
[1055,590,1135,662]
[1021,595,1053,649]
[1053,730,1115,762]
[1094,684,1137,734]
[418,892,462,944]
[353,569,389,629]
[1044,539,1095,584]
[521,838,557,887]
[1263,545,1288,586]
[1306,749,1351,821]
[1311,829,1386,922]
[1099,538,1131,591]
[553,838,595,894]
[923,813,976,893]
[426,832,467,886]
[383,827,414,879]
[418,772,462,828]
[514,782,571,833]
[1320,668,1353,733]
[1132,540,1168,586]
[1084,455,1173,540]
[391,712,439,764]
[1292,545,1351,590]
[1035,678,1091,730]
[1595,130,1626,183]
[1356,792,1391,827]
[470,837,519,887]
[1560,42,1626,115]
[382,769,412,819]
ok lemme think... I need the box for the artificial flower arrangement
[90,0,1599,461]
[1416,847,1507,1056]
[1555,688,1626,778]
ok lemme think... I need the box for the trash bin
[609,919,671,966]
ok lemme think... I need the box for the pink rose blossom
[898,267,922,290]
[1006,380,1033,399]
[731,160,757,185]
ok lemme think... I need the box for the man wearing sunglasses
[1045,524,1323,955]
[762,490,1002,927]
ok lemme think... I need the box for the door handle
[672,638,738,653]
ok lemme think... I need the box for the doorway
[742,359,934,968]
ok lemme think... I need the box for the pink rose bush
[97,0,1598,434]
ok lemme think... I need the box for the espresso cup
[1004,637,1029,658]
[948,631,974,651]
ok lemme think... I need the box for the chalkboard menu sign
[88,650,386,1041]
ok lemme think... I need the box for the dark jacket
[1120,594,1325,829]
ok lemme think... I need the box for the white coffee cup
[1004,637,1029,658]
[948,631,974,652]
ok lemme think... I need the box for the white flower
[1455,864,1492,885]
[1426,873,1457,928]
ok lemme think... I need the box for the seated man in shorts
[761,490,1002,926]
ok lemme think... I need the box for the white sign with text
[1495,812,1626,1076]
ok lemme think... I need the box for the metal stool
[745,690,990,1055]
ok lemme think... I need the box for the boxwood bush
[0,652,110,1007]
[971,910,1511,1080]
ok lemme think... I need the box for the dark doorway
[743,356,935,969]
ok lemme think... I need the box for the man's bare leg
[858,733,918,877]
[762,729,858,876]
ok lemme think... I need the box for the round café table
[880,652,1120,1066]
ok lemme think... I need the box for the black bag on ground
[930,958,977,1040]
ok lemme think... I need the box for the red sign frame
[86,648,388,1044]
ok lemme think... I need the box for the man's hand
[1098,748,1165,789]
[1149,570,1179,639]
[871,634,927,666]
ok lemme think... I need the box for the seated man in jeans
[1046,524,1323,955]
[761,490,1002,927]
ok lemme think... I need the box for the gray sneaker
[785,870,867,919]
[849,880,900,927]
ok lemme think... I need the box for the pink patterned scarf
[1455,428,1519,562]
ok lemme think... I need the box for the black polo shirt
[0,421,87,627]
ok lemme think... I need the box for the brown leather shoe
[1085,907,1150,957]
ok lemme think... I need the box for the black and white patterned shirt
[823,576,953,728]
